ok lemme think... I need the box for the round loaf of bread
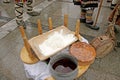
[70,42,96,66]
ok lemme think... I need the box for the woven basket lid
[70,42,96,62]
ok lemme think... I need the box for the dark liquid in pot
[52,58,77,73]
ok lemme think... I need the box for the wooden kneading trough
[29,26,78,60]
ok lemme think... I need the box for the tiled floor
[0,0,120,80]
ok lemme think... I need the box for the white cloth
[24,61,50,80]
[35,64,51,80]
[80,36,89,44]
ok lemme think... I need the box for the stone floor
[0,0,120,80]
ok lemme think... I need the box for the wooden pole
[75,19,80,39]
[48,17,53,30]
[19,26,32,55]
[19,26,39,63]
[37,19,43,34]
[93,0,103,26]
[64,14,68,27]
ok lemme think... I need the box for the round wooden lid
[70,42,96,62]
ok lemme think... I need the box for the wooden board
[20,47,39,64]
[29,26,78,60]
